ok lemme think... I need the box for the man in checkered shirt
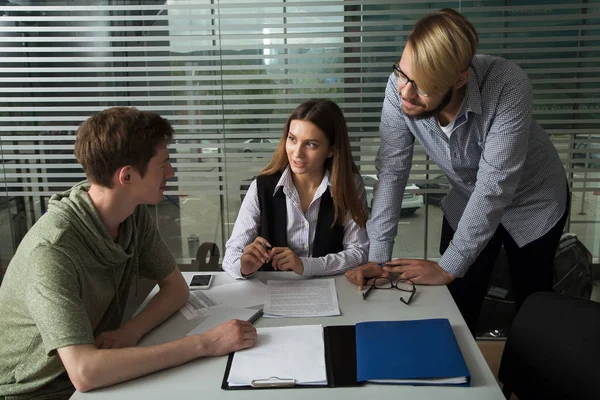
[345,9,569,335]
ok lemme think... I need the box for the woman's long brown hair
[260,99,367,228]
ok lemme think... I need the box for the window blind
[0,0,598,259]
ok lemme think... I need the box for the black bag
[553,233,594,299]
[476,232,594,338]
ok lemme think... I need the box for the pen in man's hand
[248,309,264,324]
[378,262,401,267]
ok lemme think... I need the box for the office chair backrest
[498,291,600,400]
[193,241,220,271]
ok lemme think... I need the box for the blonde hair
[407,8,478,95]
[261,99,367,228]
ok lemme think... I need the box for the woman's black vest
[256,172,344,271]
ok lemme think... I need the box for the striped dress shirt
[223,166,369,278]
[367,54,567,277]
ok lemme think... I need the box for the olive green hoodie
[0,182,176,399]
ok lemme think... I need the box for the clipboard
[221,325,360,390]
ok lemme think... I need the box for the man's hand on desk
[345,262,390,290]
[382,259,456,285]
[196,319,257,357]
[95,325,142,349]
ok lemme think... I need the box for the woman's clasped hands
[240,236,304,276]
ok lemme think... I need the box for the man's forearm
[63,338,200,392]
[61,319,255,392]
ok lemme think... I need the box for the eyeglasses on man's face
[362,277,416,305]
[392,63,429,97]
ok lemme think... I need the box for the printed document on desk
[179,290,224,320]
[227,325,327,387]
[208,279,266,308]
[264,278,340,317]
[179,280,266,320]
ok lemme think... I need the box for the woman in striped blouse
[222,99,369,278]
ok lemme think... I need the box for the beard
[403,88,453,120]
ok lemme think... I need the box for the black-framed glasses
[392,63,429,97]
[362,277,416,305]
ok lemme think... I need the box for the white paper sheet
[179,290,223,320]
[227,325,327,387]
[207,279,267,308]
[263,278,340,317]
[186,305,261,336]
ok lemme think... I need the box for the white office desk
[71,272,504,400]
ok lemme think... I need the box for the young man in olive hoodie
[0,107,257,399]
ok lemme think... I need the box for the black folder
[221,325,360,389]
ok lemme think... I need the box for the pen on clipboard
[248,309,264,324]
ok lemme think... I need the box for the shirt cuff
[438,247,470,278]
[223,260,250,279]
[367,240,393,264]
[300,258,321,277]
[240,269,256,279]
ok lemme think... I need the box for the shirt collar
[418,63,481,132]
[462,63,482,116]
[437,63,482,132]
[274,165,332,197]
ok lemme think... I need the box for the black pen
[260,241,272,264]
[248,308,264,324]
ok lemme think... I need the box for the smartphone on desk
[189,274,213,290]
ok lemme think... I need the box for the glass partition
[1,0,598,285]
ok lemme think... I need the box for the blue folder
[355,318,471,386]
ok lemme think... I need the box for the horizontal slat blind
[0,0,599,200]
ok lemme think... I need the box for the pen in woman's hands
[260,241,272,264]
